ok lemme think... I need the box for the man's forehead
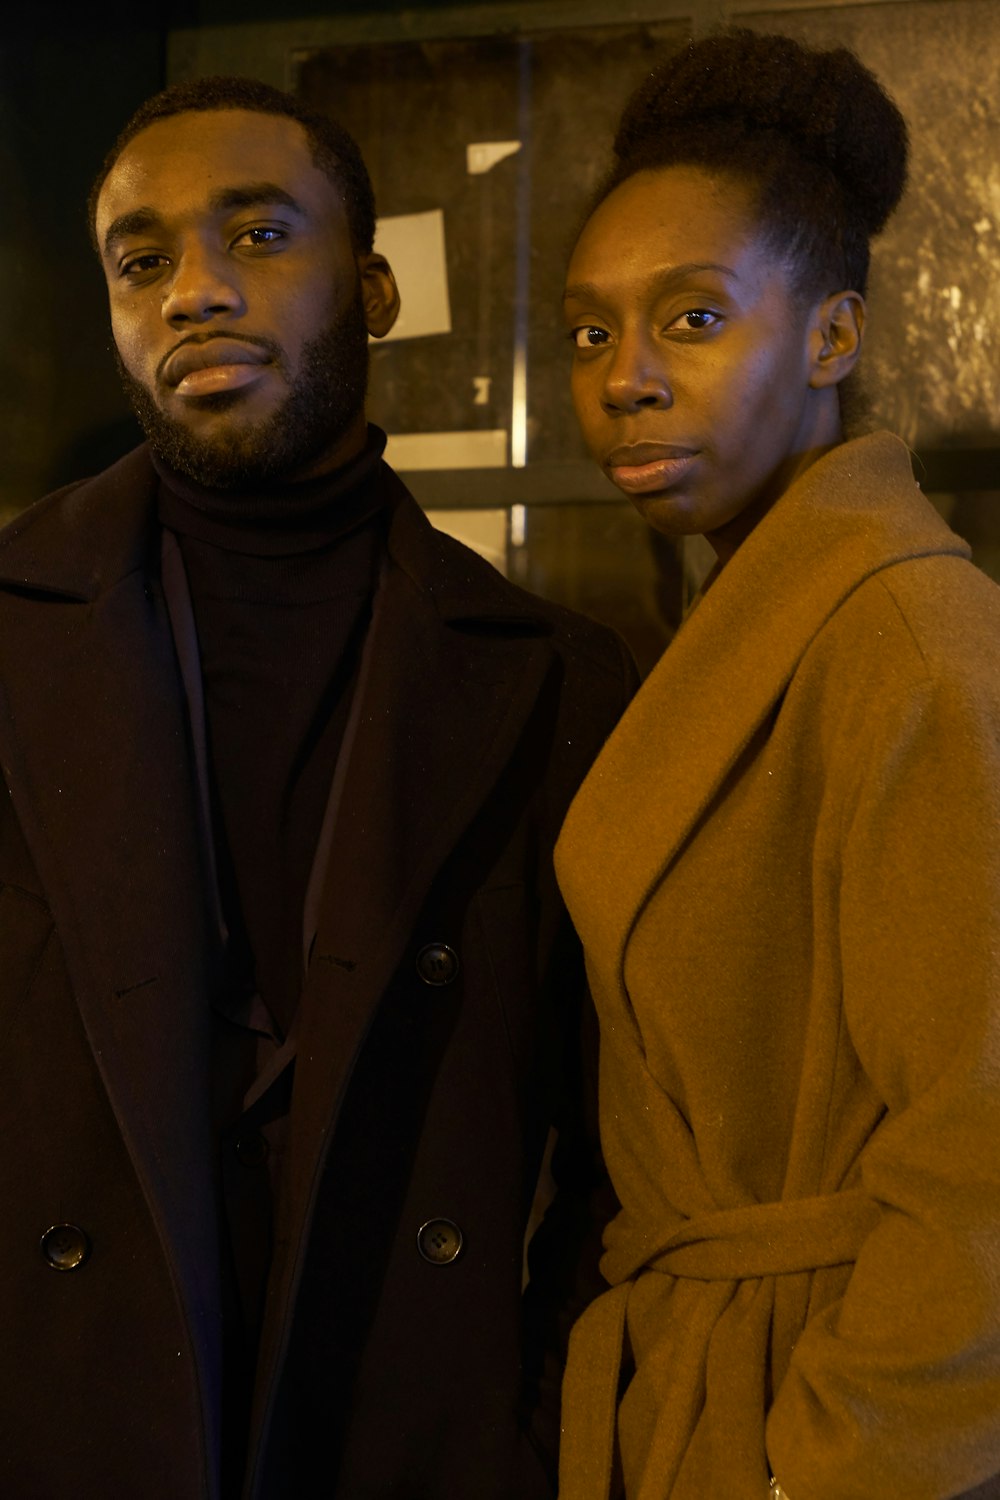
[97,108,331,233]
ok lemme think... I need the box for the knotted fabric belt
[560,1189,879,1500]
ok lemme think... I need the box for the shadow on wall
[0,5,168,520]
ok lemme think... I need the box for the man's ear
[809,290,865,389]
[359,253,400,338]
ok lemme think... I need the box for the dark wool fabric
[154,428,388,1038]
[154,428,389,1491]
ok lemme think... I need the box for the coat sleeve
[520,935,621,1490]
[766,626,1000,1498]
[521,630,639,1488]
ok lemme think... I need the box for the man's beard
[117,294,370,490]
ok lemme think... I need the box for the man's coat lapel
[0,449,222,1389]
[294,489,556,1168]
[248,476,558,1462]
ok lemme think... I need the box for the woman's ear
[358,252,401,338]
[809,290,865,389]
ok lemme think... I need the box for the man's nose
[160,246,246,327]
[601,334,673,415]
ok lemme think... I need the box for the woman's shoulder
[795,548,1000,767]
[845,548,1000,691]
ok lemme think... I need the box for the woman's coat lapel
[556,434,966,999]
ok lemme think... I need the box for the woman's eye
[571,326,611,349]
[670,309,720,331]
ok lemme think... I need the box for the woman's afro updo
[599,28,908,298]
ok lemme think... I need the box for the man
[0,76,633,1499]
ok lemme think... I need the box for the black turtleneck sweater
[155,427,388,1039]
[155,429,390,1488]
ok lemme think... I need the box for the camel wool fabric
[555,433,1000,1500]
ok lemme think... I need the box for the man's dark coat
[0,446,634,1499]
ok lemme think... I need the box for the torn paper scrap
[467,141,522,175]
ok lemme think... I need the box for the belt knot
[602,1188,879,1286]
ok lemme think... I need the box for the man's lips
[161,338,272,397]
[606,443,698,495]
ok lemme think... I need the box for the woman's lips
[162,337,271,398]
[607,444,698,495]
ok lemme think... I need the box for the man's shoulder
[432,521,631,671]
[0,446,155,595]
[386,467,635,692]
[8,445,153,527]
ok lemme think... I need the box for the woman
[555,29,1000,1500]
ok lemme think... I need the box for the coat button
[40,1223,91,1271]
[234,1130,270,1168]
[415,942,459,986]
[417,1218,464,1265]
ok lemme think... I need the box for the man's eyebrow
[102,184,306,257]
[103,207,161,256]
[563,262,739,302]
[206,182,305,216]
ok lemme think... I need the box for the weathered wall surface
[751,0,998,449]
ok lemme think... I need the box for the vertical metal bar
[511,36,532,469]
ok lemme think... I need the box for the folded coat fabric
[555,432,1000,1500]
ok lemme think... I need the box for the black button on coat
[415,941,459,985]
[40,1223,90,1271]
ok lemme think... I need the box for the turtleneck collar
[154,424,389,558]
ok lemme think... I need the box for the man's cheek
[114,334,145,385]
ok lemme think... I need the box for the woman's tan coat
[556,434,1000,1500]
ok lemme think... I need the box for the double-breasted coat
[0,445,634,1499]
[556,434,1000,1500]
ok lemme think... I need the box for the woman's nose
[160,246,246,327]
[601,336,672,414]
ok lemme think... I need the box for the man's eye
[571,326,611,349]
[121,253,167,279]
[235,226,286,248]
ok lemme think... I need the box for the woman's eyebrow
[563,261,739,303]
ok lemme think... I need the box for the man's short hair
[88,74,376,254]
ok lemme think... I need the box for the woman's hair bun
[614,29,907,237]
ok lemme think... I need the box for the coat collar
[0,443,552,631]
[555,432,970,985]
[0,445,158,601]
[0,444,554,627]
[378,459,552,626]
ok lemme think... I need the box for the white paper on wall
[426,509,508,574]
[466,140,521,175]
[383,429,508,471]
[372,209,452,342]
